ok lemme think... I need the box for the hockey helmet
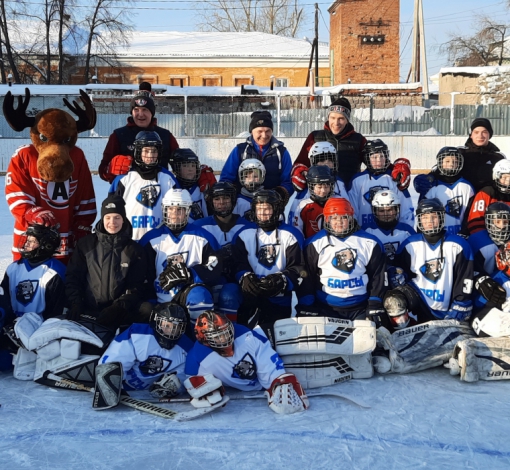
[371,189,400,229]
[171,148,200,188]
[362,139,390,174]
[251,189,283,231]
[206,181,237,218]
[436,146,464,177]
[18,224,60,263]
[383,290,410,330]
[238,158,266,192]
[493,159,510,194]
[149,303,187,349]
[306,165,334,206]
[323,197,356,237]
[133,131,162,170]
[416,198,445,235]
[308,141,337,173]
[194,310,234,357]
[162,189,193,231]
[486,202,510,245]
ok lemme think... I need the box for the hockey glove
[391,158,411,191]
[265,373,309,415]
[158,262,192,292]
[413,173,436,196]
[366,300,387,328]
[445,305,472,322]
[291,164,309,192]
[258,273,287,297]
[149,372,181,399]
[475,276,507,307]
[108,154,132,176]
[198,165,217,192]
[25,206,57,227]
[240,272,263,297]
[184,374,224,408]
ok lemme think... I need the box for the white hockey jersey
[364,222,416,262]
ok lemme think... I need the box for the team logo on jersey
[221,243,233,261]
[420,257,445,283]
[232,353,257,380]
[383,242,399,260]
[309,213,324,233]
[258,244,279,268]
[445,196,463,218]
[136,184,160,209]
[33,177,78,209]
[363,186,389,205]
[332,248,357,273]
[139,356,172,375]
[163,252,189,269]
[15,280,38,305]
[190,202,204,220]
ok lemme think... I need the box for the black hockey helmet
[416,198,445,235]
[486,202,510,245]
[251,189,283,231]
[436,146,464,177]
[206,181,237,218]
[133,131,162,170]
[18,224,60,263]
[362,139,390,174]
[149,302,187,349]
[170,148,200,188]
[306,165,334,206]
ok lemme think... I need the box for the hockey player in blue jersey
[110,131,180,241]
[385,198,474,325]
[98,303,193,396]
[349,139,414,229]
[232,158,266,218]
[139,189,222,324]
[184,310,309,414]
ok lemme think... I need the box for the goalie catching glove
[184,374,225,408]
[265,373,309,414]
[158,262,192,292]
[258,273,287,297]
[149,372,181,398]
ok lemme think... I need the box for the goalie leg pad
[471,308,510,338]
[36,340,61,361]
[273,317,376,356]
[12,348,37,380]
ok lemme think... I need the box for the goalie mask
[194,310,234,357]
[207,181,237,218]
[306,165,334,206]
[416,198,445,236]
[308,141,337,173]
[18,224,60,263]
[371,189,400,230]
[363,139,390,175]
[436,146,464,177]
[496,241,510,276]
[149,303,187,349]
[383,290,410,329]
[486,202,510,246]
[239,158,266,193]
[251,189,283,231]
[162,189,193,231]
[171,148,200,189]
[493,159,510,194]
[133,131,162,170]
[323,197,357,238]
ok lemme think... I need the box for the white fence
[2,135,510,174]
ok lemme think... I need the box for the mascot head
[3,88,96,182]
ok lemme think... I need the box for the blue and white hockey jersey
[468,229,499,278]
[185,324,285,391]
[233,194,252,218]
[364,222,416,262]
[186,184,208,221]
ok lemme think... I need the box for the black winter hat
[101,194,126,219]
[328,97,351,121]
[130,90,156,117]
[470,118,493,139]
[249,111,273,133]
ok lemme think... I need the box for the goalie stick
[38,372,229,421]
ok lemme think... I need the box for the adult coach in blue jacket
[220,111,293,205]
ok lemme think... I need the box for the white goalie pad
[274,317,376,356]
[28,318,103,352]
[471,308,510,338]
[449,336,510,382]
[14,312,43,349]
[376,320,475,374]
[281,352,373,389]
[12,348,37,381]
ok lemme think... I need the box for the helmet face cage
[486,209,510,245]
[417,210,445,235]
[162,190,192,230]
[18,225,60,262]
[436,147,463,177]
[323,198,356,237]
[309,143,338,173]
[371,190,400,227]
[363,140,390,174]
[306,166,334,205]
[194,311,234,356]
[150,304,187,349]
[133,131,162,169]
[207,182,237,217]
[172,150,200,187]
[239,159,266,192]
[251,190,282,230]
[493,161,510,194]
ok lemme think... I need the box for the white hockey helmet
[162,189,193,230]
[371,189,400,228]
[238,158,266,192]
[308,142,337,172]
[493,159,510,194]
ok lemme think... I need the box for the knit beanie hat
[470,118,493,139]
[130,90,156,117]
[101,194,126,219]
[249,111,273,133]
[328,97,351,121]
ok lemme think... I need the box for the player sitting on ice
[232,158,266,218]
[95,303,192,401]
[170,148,208,220]
[184,310,309,414]
[420,146,474,235]
[194,181,250,321]
[139,189,222,326]
[348,139,414,229]
[109,131,179,241]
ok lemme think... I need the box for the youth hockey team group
[2,87,510,416]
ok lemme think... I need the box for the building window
[169,75,189,86]
[202,75,222,86]
[276,78,288,87]
[233,75,253,86]
[103,73,125,84]
[136,74,158,84]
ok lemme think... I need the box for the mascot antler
[63,89,97,132]
[3,87,36,132]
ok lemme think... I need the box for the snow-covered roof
[439,66,510,76]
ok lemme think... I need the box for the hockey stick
[39,372,229,421]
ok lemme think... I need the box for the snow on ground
[1,177,510,469]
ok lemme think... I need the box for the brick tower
[328,0,400,84]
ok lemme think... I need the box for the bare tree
[0,0,21,83]
[196,0,305,37]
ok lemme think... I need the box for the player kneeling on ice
[185,310,309,414]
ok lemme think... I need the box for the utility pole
[315,3,319,87]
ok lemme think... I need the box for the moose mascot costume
[4,88,97,263]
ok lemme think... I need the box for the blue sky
[129,0,510,81]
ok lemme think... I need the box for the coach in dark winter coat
[65,194,147,329]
